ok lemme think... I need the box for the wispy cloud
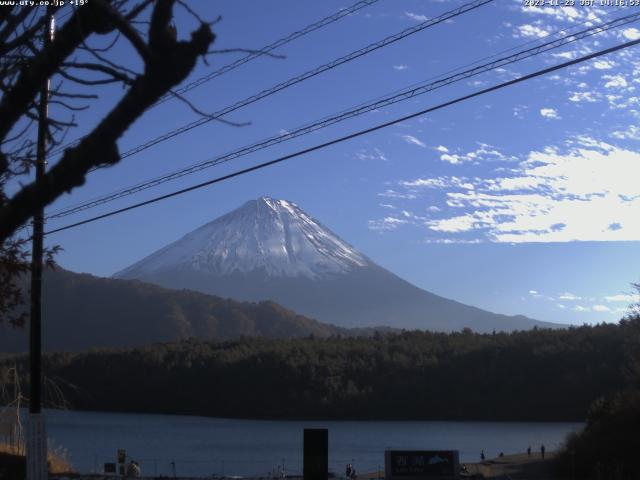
[540,108,560,119]
[603,74,628,89]
[376,137,640,243]
[437,143,509,165]
[605,293,639,303]
[515,24,549,39]
[559,292,581,301]
[369,209,426,231]
[405,11,428,22]
[393,65,408,71]
[401,135,427,149]
[622,27,640,40]
[355,148,388,162]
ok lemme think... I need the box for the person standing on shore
[480,451,485,461]
[540,444,546,459]
[527,446,531,457]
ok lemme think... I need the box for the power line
[48,0,382,157]
[45,10,640,221]
[44,35,640,236]
[44,9,609,219]
[49,0,494,163]
[155,0,382,105]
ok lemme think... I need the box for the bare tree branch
[0,0,215,241]
[62,61,135,84]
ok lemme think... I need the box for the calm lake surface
[41,410,582,477]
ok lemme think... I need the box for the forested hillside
[0,269,343,353]
[4,319,638,421]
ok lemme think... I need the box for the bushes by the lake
[2,318,638,421]
[554,315,640,479]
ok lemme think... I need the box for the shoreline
[463,451,556,479]
[24,407,586,424]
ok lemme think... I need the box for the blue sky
[33,0,640,325]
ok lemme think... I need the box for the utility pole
[27,9,54,480]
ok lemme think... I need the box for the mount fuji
[114,197,557,332]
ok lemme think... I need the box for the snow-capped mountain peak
[115,196,370,280]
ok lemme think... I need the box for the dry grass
[465,451,557,479]
[0,441,75,474]
[0,442,22,456]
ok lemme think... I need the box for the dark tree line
[3,318,638,422]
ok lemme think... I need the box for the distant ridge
[0,268,344,353]
[115,197,559,332]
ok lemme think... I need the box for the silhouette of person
[527,446,531,457]
[346,464,352,479]
[541,444,546,459]
[480,450,485,461]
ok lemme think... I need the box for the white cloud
[437,143,508,165]
[441,154,462,164]
[405,11,428,22]
[622,28,640,40]
[574,305,590,312]
[553,51,577,60]
[569,91,599,103]
[378,189,416,200]
[603,75,628,89]
[400,176,475,190]
[386,139,640,243]
[393,65,408,71]
[368,216,409,231]
[559,292,581,301]
[402,135,427,149]
[540,108,560,119]
[593,60,614,70]
[428,214,478,233]
[516,24,550,39]
[356,148,388,162]
[592,305,610,312]
[605,294,639,303]
[611,125,640,140]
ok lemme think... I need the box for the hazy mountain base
[126,264,557,332]
[0,269,348,353]
[3,321,634,421]
[0,266,546,354]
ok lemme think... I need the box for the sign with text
[385,450,459,480]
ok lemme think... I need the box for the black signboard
[385,450,459,479]
[303,428,328,480]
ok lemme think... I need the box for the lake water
[39,410,582,477]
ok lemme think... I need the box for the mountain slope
[0,269,343,353]
[115,197,558,332]
[116,196,370,280]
